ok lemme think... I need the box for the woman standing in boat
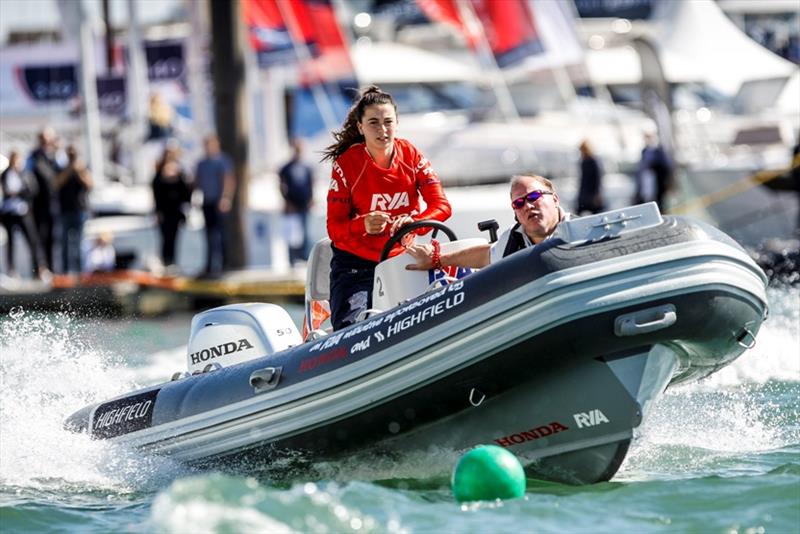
[322,85,452,331]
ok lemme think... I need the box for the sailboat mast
[77,0,105,183]
[275,0,339,134]
[455,0,520,123]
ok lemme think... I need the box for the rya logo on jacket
[370,192,410,211]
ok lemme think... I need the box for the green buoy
[451,445,526,502]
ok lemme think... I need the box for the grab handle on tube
[614,304,677,337]
[250,366,282,393]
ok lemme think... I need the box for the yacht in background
[301,40,654,186]
[576,0,799,247]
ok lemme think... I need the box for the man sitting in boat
[405,174,568,270]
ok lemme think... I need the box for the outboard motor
[186,303,302,373]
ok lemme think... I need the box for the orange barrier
[51,270,180,290]
[49,270,304,298]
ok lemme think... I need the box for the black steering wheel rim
[379,220,458,262]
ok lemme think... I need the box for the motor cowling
[186,303,302,373]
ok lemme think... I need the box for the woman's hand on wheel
[389,214,415,236]
[364,211,391,235]
[378,219,457,263]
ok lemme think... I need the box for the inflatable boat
[64,203,768,484]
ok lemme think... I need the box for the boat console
[372,238,485,310]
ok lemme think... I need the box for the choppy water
[1,286,798,533]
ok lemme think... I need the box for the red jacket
[327,139,451,262]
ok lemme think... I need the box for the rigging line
[670,162,799,214]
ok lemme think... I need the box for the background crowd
[0,125,318,281]
[1,127,92,280]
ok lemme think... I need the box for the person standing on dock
[635,132,674,212]
[1,151,46,279]
[194,134,235,276]
[279,138,314,266]
[152,143,191,271]
[54,145,93,274]
[322,85,452,331]
[576,140,605,215]
[26,127,60,272]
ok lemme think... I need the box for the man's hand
[364,211,391,234]
[219,196,232,213]
[404,243,434,270]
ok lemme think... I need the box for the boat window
[606,84,643,109]
[381,82,493,114]
[671,82,731,111]
[731,77,787,114]
[507,83,566,116]
[604,82,731,113]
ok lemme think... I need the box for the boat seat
[303,239,334,339]
[306,238,333,301]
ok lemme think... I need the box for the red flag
[242,0,294,66]
[417,0,479,47]
[243,0,353,82]
[292,0,354,85]
[417,0,543,68]
[475,0,542,67]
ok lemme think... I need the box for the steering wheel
[378,220,458,262]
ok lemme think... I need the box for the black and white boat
[64,203,768,484]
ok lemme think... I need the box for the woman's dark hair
[155,141,180,175]
[321,85,396,162]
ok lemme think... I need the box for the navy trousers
[329,246,377,331]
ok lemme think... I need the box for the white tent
[652,0,798,95]
[584,0,798,96]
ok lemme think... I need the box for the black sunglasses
[511,190,553,209]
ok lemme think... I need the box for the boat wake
[695,286,800,387]
[618,287,800,480]
[0,308,464,496]
[0,309,188,496]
